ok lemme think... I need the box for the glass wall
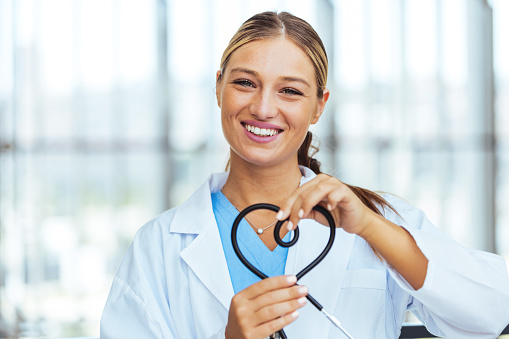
[492,0,509,276]
[0,0,507,337]
[327,0,497,252]
[0,0,167,336]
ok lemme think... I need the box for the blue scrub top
[211,191,290,294]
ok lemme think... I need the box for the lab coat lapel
[172,173,234,311]
[285,221,355,337]
[289,166,355,315]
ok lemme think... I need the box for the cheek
[285,105,316,130]
[220,88,249,115]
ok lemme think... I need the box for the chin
[241,153,295,169]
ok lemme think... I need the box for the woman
[100,11,509,339]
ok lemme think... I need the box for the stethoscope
[231,203,355,339]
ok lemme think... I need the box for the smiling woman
[100,10,509,339]
[215,37,327,170]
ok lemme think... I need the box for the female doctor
[100,11,509,339]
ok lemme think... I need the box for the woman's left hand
[278,173,429,290]
[276,174,379,236]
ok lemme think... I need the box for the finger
[276,174,330,221]
[297,177,340,218]
[286,176,339,230]
[252,284,308,312]
[253,296,307,327]
[287,193,307,231]
[240,275,297,300]
[256,310,300,338]
[301,178,352,221]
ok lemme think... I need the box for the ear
[215,70,222,108]
[310,88,330,124]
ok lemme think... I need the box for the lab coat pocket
[334,269,387,339]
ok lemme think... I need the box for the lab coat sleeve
[101,276,169,339]
[382,195,509,339]
[100,219,177,339]
[101,273,227,339]
[100,212,229,339]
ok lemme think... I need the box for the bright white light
[405,1,438,80]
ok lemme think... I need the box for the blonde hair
[217,11,328,99]
[219,12,398,250]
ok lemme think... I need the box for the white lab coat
[100,168,509,339]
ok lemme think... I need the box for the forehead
[226,38,316,83]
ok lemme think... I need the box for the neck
[222,151,303,210]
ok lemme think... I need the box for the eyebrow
[280,76,311,88]
[229,67,311,88]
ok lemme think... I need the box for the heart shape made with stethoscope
[231,203,336,281]
[231,204,354,339]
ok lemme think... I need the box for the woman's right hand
[225,275,308,339]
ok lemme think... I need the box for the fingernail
[298,297,307,305]
[276,210,284,220]
[298,209,304,218]
[286,221,293,231]
[298,286,308,295]
[291,311,299,318]
[286,275,297,284]
[327,203,332,211]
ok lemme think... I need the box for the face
[216,37,329,168]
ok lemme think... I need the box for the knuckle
[328,191,340,202]
[230,295,240,307]
[270,290,280,303]
[245,330,255,339]
[325,174,338,183]
[316,173,328,180]
[293,195,304,207]
[260,293,274,306]
[236,305,248,318]
[257,306,273,323]
[294,299,304,308]
[292,286,303,297]
[267,320,280,333]
[258,278,270,290]
[265,304,276,316]
[316,181,329,192]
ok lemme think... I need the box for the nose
[249,89,278,120]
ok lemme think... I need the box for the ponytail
[298,131,322,174]
[298,131,397,217]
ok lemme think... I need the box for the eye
[232,79,255,88]
[281,88,303,96]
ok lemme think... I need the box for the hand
[276,174,429,290]
[225,275,308,339]
[276,174,379,236]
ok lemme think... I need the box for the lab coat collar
[168,167,351,316]
[170,165,314,235]
[171,172,233,310]
[169,172,228,234]
[298,165,316,183]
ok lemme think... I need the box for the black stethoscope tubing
[231,203,336,338]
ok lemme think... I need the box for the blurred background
[0,0,508,337]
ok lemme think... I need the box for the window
[0,0,506,336]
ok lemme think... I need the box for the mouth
[242,122,283,137]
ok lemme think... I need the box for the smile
[243,123,281,137]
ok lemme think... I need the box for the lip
[242,120,283,130]
[241,120,283,144]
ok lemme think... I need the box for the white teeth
[244,124,280,137]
